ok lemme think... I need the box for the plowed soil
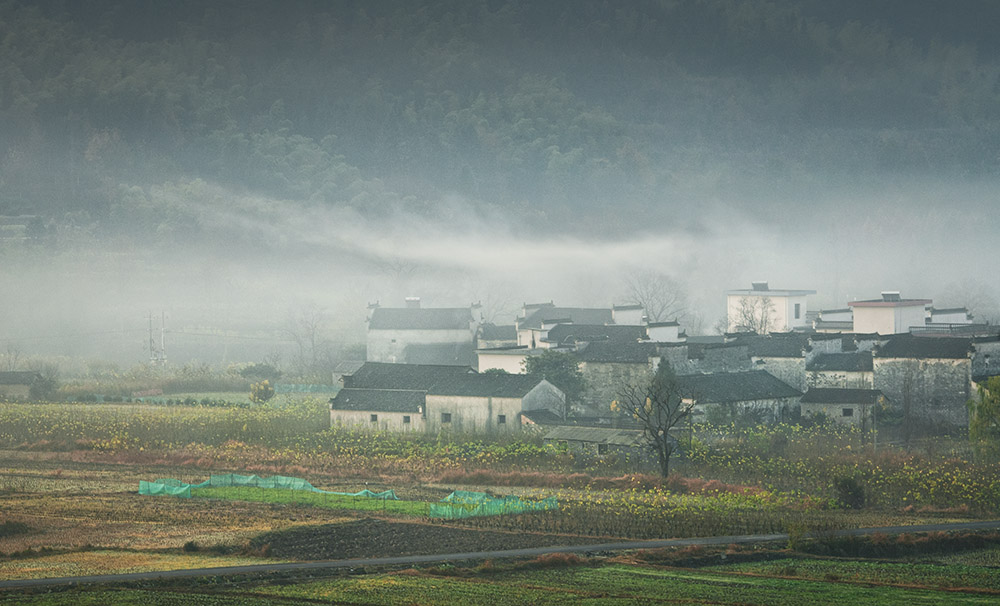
[249,518,598,560]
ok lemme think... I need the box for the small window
[597,443,609,455]
[370,414,378,423]
[794,303,801,319]
[441,412,452,423]
[402,415,411,424]
[497,414,506,424]
[842,408,854,417]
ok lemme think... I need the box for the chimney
[751,281,769,291]
[881,291,901,302]
[405,297,421,309]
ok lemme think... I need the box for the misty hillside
[3,0,999,246]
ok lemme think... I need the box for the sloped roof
[677,371,801,403]
[343,362,553,398]
[874,336,973,359]
[344,362,475,390]
[429,373,553,398]
[517,307,613,330]
[737,334,809,358]
[0,371,39,385]
[807,352,873,372]
[330,388,425,413]
[800,388,884,405]
[478,323,517,341]
[369,307,473,330]
[403,342,475,366]
[577,340,656,363]
[520,409,564,425]
[544,323,646,345]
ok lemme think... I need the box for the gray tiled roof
[343,362,551,398]
[344,362,475,390]
[677,371,801,403]
[330,388,425,413]
[543,324,647,346]
[738,334,809,358]
[517,307,613,330]
[402,342,475,366]
[874,336,973,359]
[577,340,657,363]
[807,352,873,372]
[369,307,473,330]
[478,323,517,341]
[800,388,884,405]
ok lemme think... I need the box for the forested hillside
[2,0,998,246]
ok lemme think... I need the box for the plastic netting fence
[428,490,559,519]
[139,473,398,500]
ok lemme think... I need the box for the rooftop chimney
[881,291,901,302]
[405,297,421,309]
[751,281,769,291]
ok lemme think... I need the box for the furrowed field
[1,399,999,599]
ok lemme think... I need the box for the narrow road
[1,519,998,590]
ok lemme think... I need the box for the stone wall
[753,356,806,392]
[807,369,873,389]
[580,361,654,412]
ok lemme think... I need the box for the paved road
[1,519,998,590]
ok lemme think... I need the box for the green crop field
[706,557,1000,591]
[4,562,998,605]
[192,486,432,516]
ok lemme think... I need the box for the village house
[331,362,565,433]
[726,282,816,333]
[813,308,854,333]
[807,351,874,389]
[799,387,884,428]
[871,335,973,431]
[0,371,40,400]
[676,370,802,425]
[515,303,614,348]
[366,298,480,366]
[848,292,931,334]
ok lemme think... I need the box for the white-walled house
[848,292,931,335]
[726,282,816,333]
[515,304,613,348]
[366,299,480,365]
[332,362,566,433]
[476,346,532,374]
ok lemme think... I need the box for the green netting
[139,473,398,500]
[429,490,559,519]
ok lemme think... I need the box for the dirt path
[1,519,998,590]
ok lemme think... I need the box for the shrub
[834,476,865,509]
[182,540,200,552]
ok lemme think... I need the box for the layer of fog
[2,175,998,368]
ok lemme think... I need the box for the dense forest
[2,0,999,248]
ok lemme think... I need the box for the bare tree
[622,271,689,323]
[611,362,695,477]
[732,295,776,334]
[1,343,23,371]
[284,304,327,377]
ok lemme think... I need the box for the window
[403,415,411,424]
[497,414,506,424]
[370,414,378,423]
[441,412,452,423]
[794,303,801,319]
[842,408,854,417]
[597,443,609,455]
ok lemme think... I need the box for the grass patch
[706,557,1000,591]
[192,486,432,516]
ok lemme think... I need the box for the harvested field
[249,518,600,560]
